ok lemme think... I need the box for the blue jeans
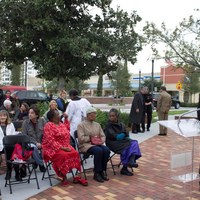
[28,144,44,166]
[87,145,110,173]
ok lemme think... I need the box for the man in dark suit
[129,87,148,133]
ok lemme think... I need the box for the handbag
[90,135,103,145]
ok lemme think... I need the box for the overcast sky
[111,0,200,73]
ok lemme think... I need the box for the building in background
[0,61,44,91]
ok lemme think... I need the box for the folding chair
[41,161,54,186]
[41,153,75,186]
[74,131,93,180]
[109,152,121,175]
[3,134,40,194]
[109,152,133,175]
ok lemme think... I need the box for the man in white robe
[65,89,91,139]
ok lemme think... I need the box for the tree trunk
[58,77,66,90]
[97,73,103,96]
[11,64,21,85]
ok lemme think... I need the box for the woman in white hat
[77,107,110,183]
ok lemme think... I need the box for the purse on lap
[90,135,103,145]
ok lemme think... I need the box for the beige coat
[157,91,172,113]
[77,119,105,153]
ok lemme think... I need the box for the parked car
[152,92,181,109]
[12,90,49,106]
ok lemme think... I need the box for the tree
[110,62,131,97]
[141,79,163,92]
[93,6,143,95]
[0,0,143,91]
[143,10,200,69]
[183,66,200,102]
[10,64,22,85]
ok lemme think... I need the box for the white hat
[86,107,97,115]
[3,99,12,107]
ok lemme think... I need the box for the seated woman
[43,100,63,122]
[13,102,29,121]
[42,109,87,186]
[77,107,110,183]
[104,108,142,176]
[22,105,46,172]
[0,110,20,180]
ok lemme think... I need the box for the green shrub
[36,101,49,116]
[119,112,130,127]
[95,109,108,128]
[95,109,130,128]
[180,102,198,107]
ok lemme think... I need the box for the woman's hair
[46,109,57,121]
[29,105,40,119]
[109,108,119,118]
[59,90,67,96]
[21,102,29,111]
[49,100,57,107]
[0,110,11,124]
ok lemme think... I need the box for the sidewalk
[0,108,199,200]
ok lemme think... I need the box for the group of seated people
[0,89,142,186]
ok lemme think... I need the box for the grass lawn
[152,110,189,123]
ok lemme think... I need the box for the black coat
[197,101,200,121]
[129,92,144,125]
[104,121,131,154]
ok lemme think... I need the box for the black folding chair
[74,131,94,180]
[3,134,40,194]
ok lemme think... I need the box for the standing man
[156,86,172,136]
[141,88,153,132]
[129,87,148,133]
[65,89,91,139]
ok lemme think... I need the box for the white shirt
[0,123,16,151]
[66,98,91,138]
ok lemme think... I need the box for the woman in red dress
[42,109,87,186]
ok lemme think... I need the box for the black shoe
[120,168,133,176]
[132,130,138,134]
[147,128,150,131]
[32,163,38,169]
[15,173,22,181]
[5,171,12,180]
[39,165,46,172]
[100,171,109,181]
[93,172,104,182]
[158,133,167,136]
[128,162,138,168]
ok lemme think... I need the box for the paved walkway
[0,107,199,200]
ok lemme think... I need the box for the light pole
[151,58,154,95]
[24,58,28,88]
[139,67,141,90]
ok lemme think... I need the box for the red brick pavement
[1,132,200,200]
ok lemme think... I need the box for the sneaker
[100,171,109,181]
[93,172,104,182]
[120,168,133,176]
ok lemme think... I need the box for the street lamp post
[24,58,28,88]
[139,67,141,90]
[151,58,154,95]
